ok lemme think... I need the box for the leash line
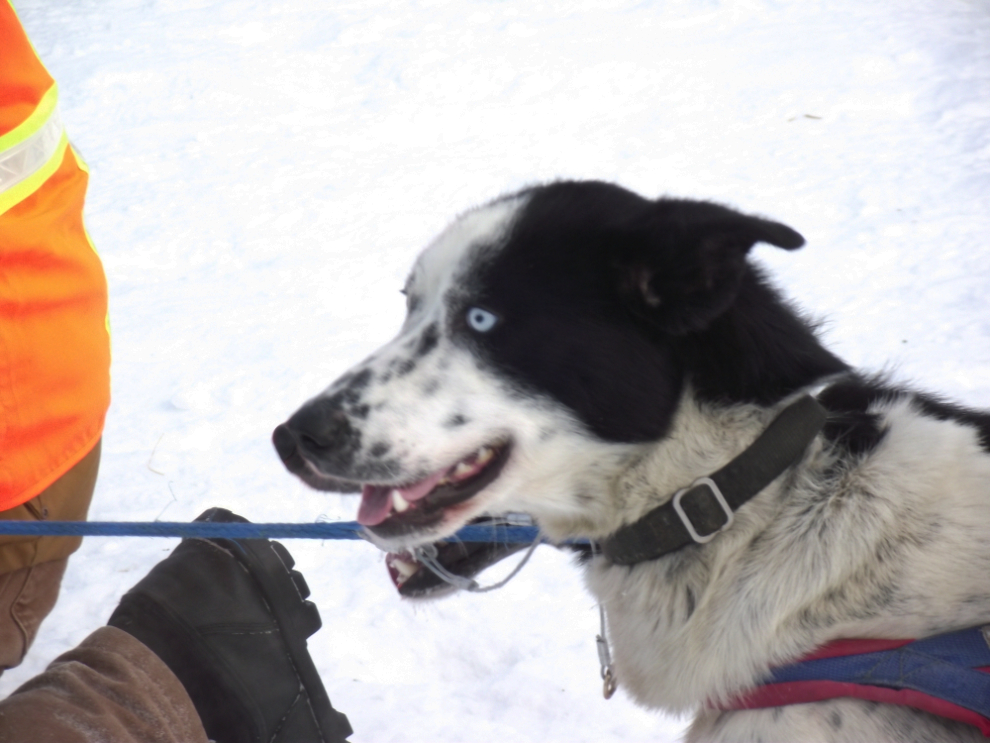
[0,520,560,543]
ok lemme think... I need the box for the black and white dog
[274,181,990,742]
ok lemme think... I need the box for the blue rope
[0,520,548,543]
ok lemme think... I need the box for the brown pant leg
[0,559,67,672]
[0,626,209,743]
[0,441,101,672]
[0,441,209,741]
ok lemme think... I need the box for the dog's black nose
[276,398,354,460]
[272,411,363,493]
[272,423,304,470]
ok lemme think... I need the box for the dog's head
[273,181,812,550]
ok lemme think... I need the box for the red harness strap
[722,635,990,736]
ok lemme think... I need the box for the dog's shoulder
[818,373,990,460]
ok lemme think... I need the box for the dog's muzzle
[272,399,362,493]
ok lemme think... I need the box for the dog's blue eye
[466,307,498,333]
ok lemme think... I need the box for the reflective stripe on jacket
[1,0,111,510]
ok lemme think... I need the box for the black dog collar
[600,395,827,566]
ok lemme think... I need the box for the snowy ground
[4,0,989,740]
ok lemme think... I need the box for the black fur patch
[458,181,847,442]
[674,270,848,406]
[416,323,440,358]
[444,413,469,428]
[818,376,990,458]
[324,377,371,421]
[369,441,391,458]
[348,368,373,391]
[818,376,892,457]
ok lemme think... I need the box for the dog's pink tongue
[357,485,393,526]
[357,469,450,526]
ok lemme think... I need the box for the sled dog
[274,181,990,742]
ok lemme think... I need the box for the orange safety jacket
[0,0,111,510]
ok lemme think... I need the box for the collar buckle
[600,395,827,565]
[672,477,734,544]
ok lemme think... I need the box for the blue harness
[728,626,990,735]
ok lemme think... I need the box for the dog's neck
[527,388,787,544]
[530,387,813,544]
[582,385,990,721]
[610,390,794,527]
[579,389,813,711]
[601,393,827,565]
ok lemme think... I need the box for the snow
[4,0,989,740]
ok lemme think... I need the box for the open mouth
[359,441,512,539]
[384,522,532,597]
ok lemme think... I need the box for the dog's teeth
[476,446,493,465]
[453,461,474,479]
[388,556,418,584]
[392,491,410,512]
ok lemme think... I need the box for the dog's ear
[619,201,804,335]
